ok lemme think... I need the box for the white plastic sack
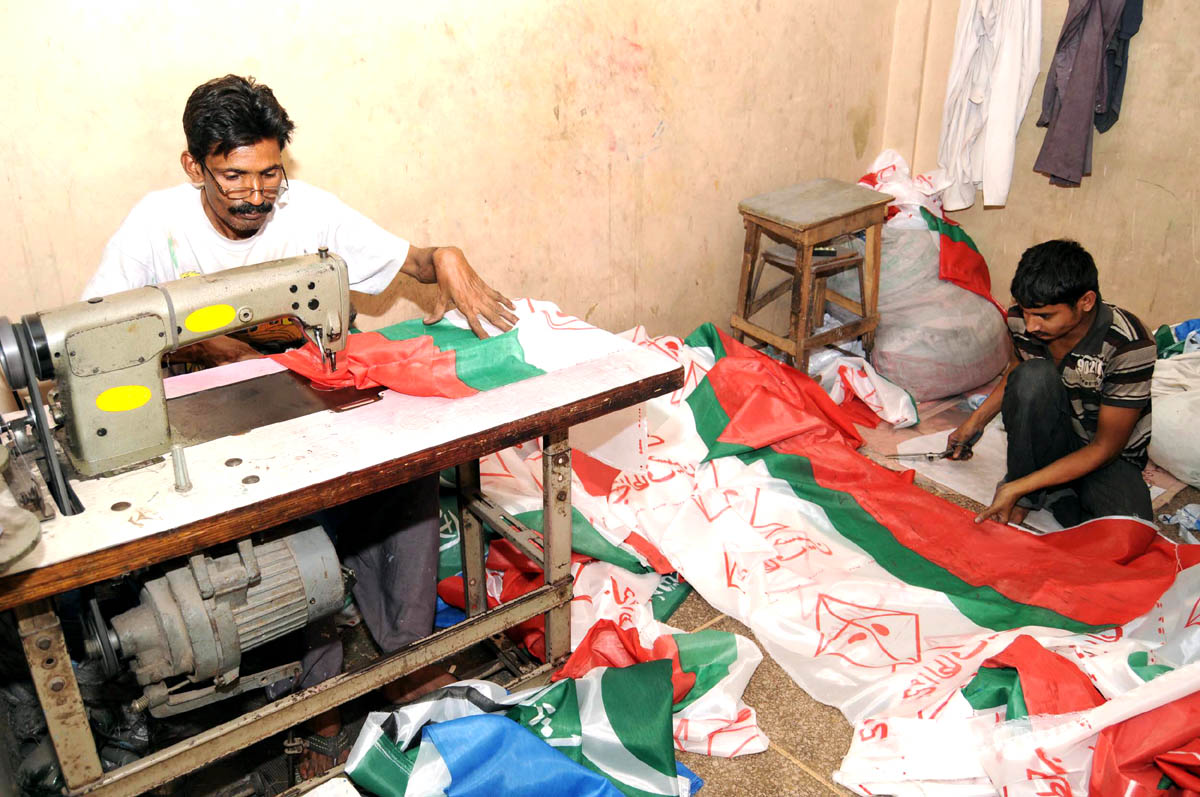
[829,226,1010,401]
[1148,391,1200,488]
[816,355,919,428]
[1148,351,1200,488]
[858,149,951,230]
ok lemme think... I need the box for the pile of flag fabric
[319,301,1200,797]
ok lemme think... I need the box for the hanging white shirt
[83,180,408,298]
[938,0,1042,211]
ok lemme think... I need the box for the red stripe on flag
[552,619,697,705]
[624,531,678,574]
[1155,739,1200,791]
[800,436,1197,625]
[1090,690,1200,796]
[572,449,622,497]
[707,330,863,450]
[703,329,1200,626]
[271,331,477,398]
[981,635,1105,715]
[436,539,592,662]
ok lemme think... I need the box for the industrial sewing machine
[0,250,357,717]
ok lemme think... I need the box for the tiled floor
[672,600,856,796]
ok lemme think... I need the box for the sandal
[285,726,352,780]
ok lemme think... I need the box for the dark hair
[1010,239,1101,307]
[182,75,294,163]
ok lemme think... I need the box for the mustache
[229,201,273,216]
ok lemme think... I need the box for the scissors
[886,450,952,462]
[886,430,983,462]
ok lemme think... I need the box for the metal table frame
[2,361,682,796]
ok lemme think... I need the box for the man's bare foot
[381,663,457,705]
[297,708,349,781]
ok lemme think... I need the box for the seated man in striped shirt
[946,240,1154,526]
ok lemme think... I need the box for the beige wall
[903,0,1199,328]
[0,0,892,335]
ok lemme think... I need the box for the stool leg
[861,222,882,353]
[789,243,814,372]
[732,219,761,342]
[810,278,827,333]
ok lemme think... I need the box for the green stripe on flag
[685,378,1111,634]
[673,630,738,711]
[962,666,1028,720]
[683,324,727,359]
[379,319,544,391]
[1128,651,1173,682]
[514,509,653,573]
[346,732,417,797]
[595,662,680,795]
[920,206,980,252]
[649,573,692,622]
[507,662,678,797]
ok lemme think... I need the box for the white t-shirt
[83,180,409,298]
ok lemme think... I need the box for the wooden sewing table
[0,347,682,795]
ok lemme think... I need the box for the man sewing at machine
[82,74,514,776]
[945,240,1155,527]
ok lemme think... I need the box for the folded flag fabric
[271,298,635,398]
[814,354,919,429]
[270,331,479,398]
[919,207,1006,315]
[433,536,768,758]
[346,661,690,797]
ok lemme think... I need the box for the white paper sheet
[894,423,1163,533]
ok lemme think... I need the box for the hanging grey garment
[1033,0,1127,186]
[1094,0,1142,133]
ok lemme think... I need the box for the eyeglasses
[201,162,289,201]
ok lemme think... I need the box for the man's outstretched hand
[423,247,517,339]
[975,480,1029,525]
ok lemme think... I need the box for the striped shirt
[1007,302,1154,467]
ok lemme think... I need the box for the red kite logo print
[814,594,922,668]
[1186,597,1200,629]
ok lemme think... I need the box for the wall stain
[848,104,876,160]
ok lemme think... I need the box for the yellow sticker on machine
[184,304,236,333]
[96,385,152,413]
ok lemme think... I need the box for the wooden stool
[730,178,892,372]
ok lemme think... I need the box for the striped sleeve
[1101,338,1154,407]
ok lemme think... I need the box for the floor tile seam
[768,741,844,796]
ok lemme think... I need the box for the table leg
[790,243,815,372]
[541,429,572,665]
[15,600,103,790]
[732,218,761,340]
[456,460,489,617]
[862,222,882,352]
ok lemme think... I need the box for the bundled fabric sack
[829,226,1010,401]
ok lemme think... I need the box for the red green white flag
[324,303,1199,796]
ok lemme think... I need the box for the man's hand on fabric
[169,336,261,369]
[975,481,1028,525]
[423,247,517,339]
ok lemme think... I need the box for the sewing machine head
[0,251,350,500]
